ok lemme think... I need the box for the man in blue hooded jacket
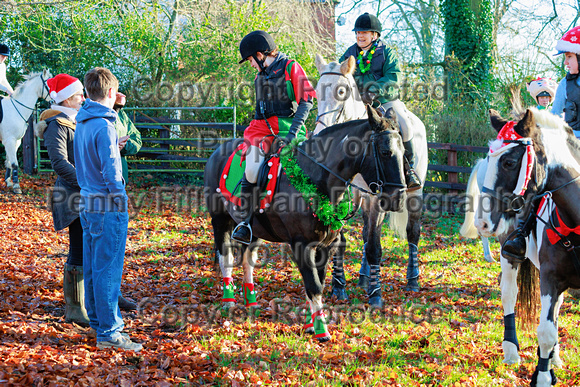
[74,67,142,352]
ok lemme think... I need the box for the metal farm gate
[35,106,239,176]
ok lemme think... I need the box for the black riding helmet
[353,13,382,36]
[0,44,9,57]
[239,31,276,72]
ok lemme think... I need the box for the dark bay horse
[314,54,428,300]
[204,106,406,341]
[476,108,580,386]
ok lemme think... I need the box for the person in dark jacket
[231,30,316,245]
[340,12,421,190]
[113,92,142,183]
[36,73,88,325]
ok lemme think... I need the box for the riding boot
[403,140,421,191]
[502,211,535,261]
[63,263,90,326]
[231,176,259,245]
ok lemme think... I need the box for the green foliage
[0,0,322,126]
[441,0,494,104]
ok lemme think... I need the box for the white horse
[0,69,52,193]
[460,158,496,263]
[314,54,428,301]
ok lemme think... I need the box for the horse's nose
[475,218,491,236]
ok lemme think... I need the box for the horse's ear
[514,109,536,137]
[315,54,327,74]
[489,109,508,133]
[367,105,383,131]
[383,107,398,125]
[340,56,355,76]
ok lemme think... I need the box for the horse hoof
[357,275,369,290]
[316,335,331,343]
[13,186,22,195]
[305,326,314,335]
[222,301,235,310]
[405,279,420,292]
[369,296,383,308]
[331,287,349,301]
[484,254,495,263]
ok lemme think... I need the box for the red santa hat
[555,26,580,55]
[46,74,83,104]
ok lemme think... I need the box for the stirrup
[231,222,253,245]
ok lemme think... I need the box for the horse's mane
[310,118,367,138]
[12,72,43,97]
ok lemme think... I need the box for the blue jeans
[80,210,129,342]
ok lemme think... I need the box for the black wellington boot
[403,140,422,191]
[231,177,258,245]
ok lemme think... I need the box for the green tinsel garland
[279,137,350,231]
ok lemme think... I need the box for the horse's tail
[516,258,540,329]
[460,159,484,239]
[388,193,413,238]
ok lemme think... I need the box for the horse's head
[14,69,53,101]
[476,109,546,237]
[358,105,406,211]
[314,54,366,134]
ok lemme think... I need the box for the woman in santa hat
[551,26,580,139]
[35,73,89,326]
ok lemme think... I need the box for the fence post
[447,148,458,195]
[22,114,37,175]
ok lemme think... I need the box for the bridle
[295,129,406,197]
[315,71,363,129]
[482,139,535,214]
[482,138,580,214]
[10,73,51,122]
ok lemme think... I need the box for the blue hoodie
[74,99,127,212]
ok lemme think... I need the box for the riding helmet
[0,44,10,57]
[239,30,276,64]
[353,13,382,36]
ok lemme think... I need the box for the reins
[9,73,50,123]
[294,130,406,196]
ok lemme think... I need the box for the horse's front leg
[404,194,422,291]
[217,227,238,309]
[531,276,560,387]
[241,242,260,308]
[331,231,348,300]
[292,241,331,342]
[499,254,521,364]
[363,195,386,307]
[11,162,21,194]
[4,164,12,189]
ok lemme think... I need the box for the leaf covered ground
[1,176,579,386]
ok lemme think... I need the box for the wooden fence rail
[25,112,490,192]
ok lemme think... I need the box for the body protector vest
[565,75,580,131]
[343,40,388,93]
[254,56,298,120]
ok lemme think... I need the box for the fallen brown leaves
[0,177,579,386]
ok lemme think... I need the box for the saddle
[218,142,281,211]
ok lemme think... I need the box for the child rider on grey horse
[340,12,421,191]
